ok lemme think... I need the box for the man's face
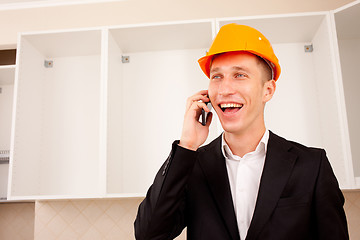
[208,51,275,136]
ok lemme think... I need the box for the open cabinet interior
[0,65,15,200]
[218,13,349,187]
[106,21,218,196]
[10,30,103,199]
[335,2,360,186]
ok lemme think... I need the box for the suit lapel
[198,136,240,240]
[246,132,297,240]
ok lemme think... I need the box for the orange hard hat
[198,23,281,81]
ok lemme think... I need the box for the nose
[218,77,235,96]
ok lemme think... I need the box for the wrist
[178,140,198,151]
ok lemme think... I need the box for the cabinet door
[334,1,360,188]
[106,20,217,197]
[217,13,350,188]
[9,30,104,199]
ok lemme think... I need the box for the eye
[210,74,222,80]
[235,73,247,78]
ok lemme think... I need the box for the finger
[187,93,209,106]
[190,101,209,112]
[186,92,210,111]
[197,89,208,96]
[189,101,209,120]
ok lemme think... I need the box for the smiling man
[208,51,275,157]
[134,24,348,240]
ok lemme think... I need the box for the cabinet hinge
[44,60,53,68]
[304,44,313,53]
[122,56,130,63]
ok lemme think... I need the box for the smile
[219,103,243,113]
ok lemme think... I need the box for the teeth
[220,103,243,108]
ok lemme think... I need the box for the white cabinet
[106,21,216,197]
[7,3,360,200]
[8,20,216,200]
[9,30,104,199]
[0,64,15,200]
[334,0,360,188]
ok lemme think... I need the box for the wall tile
[33,198,185,240]
[0,202,35,240]
[344,190,360,240]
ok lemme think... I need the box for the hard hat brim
[198,50,280,81]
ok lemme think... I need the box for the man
[134,23,348,240]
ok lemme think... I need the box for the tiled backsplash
[343,190,360,240]
[34,198,144,239]
[33,198,185,240]
[0,191,359,239]
[0,202,34,240]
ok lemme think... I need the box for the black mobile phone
[201,102,213,126]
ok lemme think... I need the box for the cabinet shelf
[218,13,326,44]
[21,30,102,58]
[109,20,214,53]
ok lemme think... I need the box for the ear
[263,79,276,103]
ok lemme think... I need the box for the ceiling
[0,0,125,10]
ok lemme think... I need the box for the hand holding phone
[179,90,212,151]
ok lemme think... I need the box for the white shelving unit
[7,3,360,200]
[106,20,216,197]
[0,65,15,200]
[9,29,104,199]
[217,12,352,189]
[333,0,360,188]
[8,20,217,200]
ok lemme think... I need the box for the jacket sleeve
[134,141,199,240]
[314,149,349,240]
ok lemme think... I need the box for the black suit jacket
[134,131,349,240]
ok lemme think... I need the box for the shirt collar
[221,129,269,161]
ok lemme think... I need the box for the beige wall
[0,0,355,48]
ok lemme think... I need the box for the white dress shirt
[221,130,269,240]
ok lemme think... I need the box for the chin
[220,121,244,135]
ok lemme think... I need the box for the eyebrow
[210,66,251,74]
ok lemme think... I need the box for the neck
[224,124,266,157]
